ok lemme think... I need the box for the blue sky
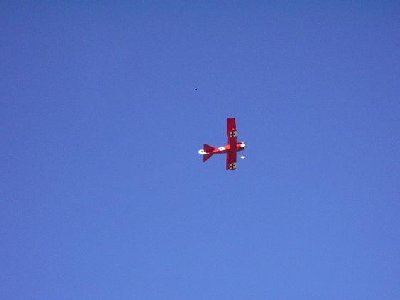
[1,1,400,299]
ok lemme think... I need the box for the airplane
[198,118,246,170]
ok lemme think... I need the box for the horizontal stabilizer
[202,144,215,162]
[203,144,215,153]
[203,153,213,162]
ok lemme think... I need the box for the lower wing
[226,151,237,170]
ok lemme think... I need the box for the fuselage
[198,142,246,155]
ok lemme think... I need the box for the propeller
[240,141,247,159]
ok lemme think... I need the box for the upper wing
[226,118,238,170]
[227,118,238,149]
[227,118,237,138]
[226,150,237,170]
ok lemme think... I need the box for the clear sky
[1,1,400,299]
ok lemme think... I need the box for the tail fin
[203,144,215,162]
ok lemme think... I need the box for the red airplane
[198,118,246,170]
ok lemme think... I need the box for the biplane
[198,118,246,170]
